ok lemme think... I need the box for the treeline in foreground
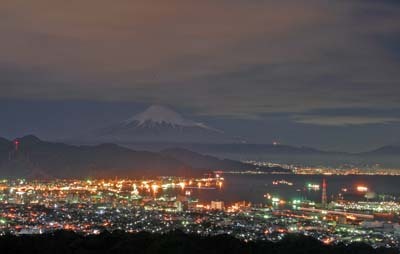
[0,230,398,254]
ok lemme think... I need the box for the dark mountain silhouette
[0,135,281,178]
[161,148,288,172]
[187,143,337,155]
[125,142,341,156]
[0,135,190,178]
[0,137,12,160]
[361,145,400,156]
[0,137,10,146]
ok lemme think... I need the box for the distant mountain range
[125,142,400,168]
[177,143,339,155]
[0,135,283,178]
[3,106,400,173]
[1,134,400,177]
[360,145,400,156]
[160,148,285,172]
[64,104,400,167]
[124,139,400,158]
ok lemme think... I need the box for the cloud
[293,115,400,126]
[0,0,400,117]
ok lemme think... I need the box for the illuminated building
[210,201,224,210]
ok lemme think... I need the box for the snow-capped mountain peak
[126,105,192,126]
[85,105,247,143]
[124,105,222,132]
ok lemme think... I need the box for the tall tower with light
[14,139,20,152]
[321,178,327,207]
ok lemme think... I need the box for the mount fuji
[89,105,239,144]
[123,105,221,132]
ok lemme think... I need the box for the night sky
[1,0,400,152]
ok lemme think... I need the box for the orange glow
[151,184,159,193]
[322,238,334,245]
[346,215,357,220]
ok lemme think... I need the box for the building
[211,201,224,210]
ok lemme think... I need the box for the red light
[14,140,20,151]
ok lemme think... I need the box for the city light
[0,175,398,249]
[357,186,368,192]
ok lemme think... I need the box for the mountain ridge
[161,147,288,172]
[360,145,400,156]
[0,135,281,178]
[0,135,190,178]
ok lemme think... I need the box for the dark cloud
[1,0,399,116]
[292,115,400,126]
[1,0,400,150]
